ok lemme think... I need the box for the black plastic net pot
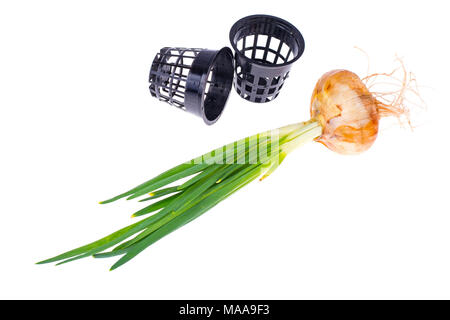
[149,47,234,125]
[229,15,305,103]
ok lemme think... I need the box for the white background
[1,0,449,299]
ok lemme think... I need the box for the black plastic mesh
[230,15,305,103]
[149,47,201,110]
[149,47,234,125]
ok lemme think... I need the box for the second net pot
[229,15,305,103]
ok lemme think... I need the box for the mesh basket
[229,15,305,103]
[149,47,234,125]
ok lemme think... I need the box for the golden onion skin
[310,70,380,155]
